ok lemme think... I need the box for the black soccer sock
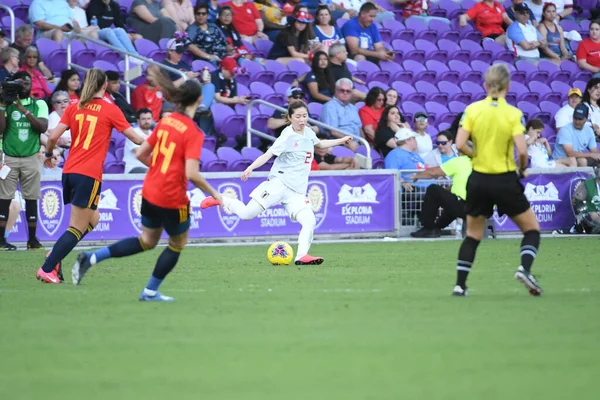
[456,236,480,289]
[81,223,95,239]
[151,244,182,281]
[41,227,83,273]
[107,237,150,258]
[0,199,11,239]
[25,200,38,241]
[520,230,540,273]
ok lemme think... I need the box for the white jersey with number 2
[268,125,320,194]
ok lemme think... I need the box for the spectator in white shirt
[505,4,546,62]
[552,0,574,22]
[555,87,582,130]
[124,108,154,173]
[41,91,71,159]
[525,0,543,23]
[412,111,433,158]
[331,0,394,22]
[68,0,100,39]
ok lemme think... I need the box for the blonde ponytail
[484,64,510,97]
[79,68,106,109]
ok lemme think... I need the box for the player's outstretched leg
[294,209,323,265]
[139,243,184,302]
[201,196,263,220]
[72,237,154,285]
[514,230,543,296]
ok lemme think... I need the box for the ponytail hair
[149,67,202,113]
[484,63,510,97]
[79,68,107,109]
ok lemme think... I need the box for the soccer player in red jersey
[36,68,143,284]
[72,66,221,301]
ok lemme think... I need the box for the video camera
[0,80,24,104]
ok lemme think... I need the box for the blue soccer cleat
[72,252,92,286]
[139,291,175,302]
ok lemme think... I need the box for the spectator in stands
[553,104,600,167]
[358,86,385,144]
[105,71,138,123]
[255,0,286,41]
[29,0,77,42]
[314,134,360,169]
[86,0,143,56]
[526,0,543,23]
[42,91,71,159]
[537,3,570,62]
[384,88,399,107]
[313,6,345,52]
[555,87,582,130]
[526,118,576,168]
[187,2,228,64]
[384,128,426,171]
[506,0,537,26]
[268,10,316,65]
[342,3,394,64]
[222,0,268,44]
[332,0,394,22]
[0,48,20,82]
[129,0,177,44]
[424,131,458,167]
[459,0,512,45]
[553,0,573,21]
[0,71,48,250]
[302,50,335,104]
[583,77,600,137]
[53,69,81,105]
[10,25,54,81]
[576,20,600,76]
[212,56,250,107]
[204,0,220,23]
[328,43,366,101]
[131,67,164,121]
[0,29,8,50]
[392,0,449,23]
[217,6,255,63]
[18,47,51,100]
[412,111,433,157]
[505,4,545,62]
[320,77,361,151]
[268,86,305,137]
[162,0,194,32]
[374,105,408,157]
[68,0,100,39]
[124,108,154,173]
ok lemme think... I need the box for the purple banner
[493,171,593,231]
[8,173,397,241]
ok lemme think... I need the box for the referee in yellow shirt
[453,64,542,297]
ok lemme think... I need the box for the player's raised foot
[36,267,60,284]
[200,196,221,209]
[295,255,324,265]
[410,228,441,238]
[139,290,175,302]
[0,238,17,251]
[72,252,92,286]
[27,237,44,250]
[452,285,468,296]
[514,266,543,296]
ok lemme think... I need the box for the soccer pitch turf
[1,237,598,400]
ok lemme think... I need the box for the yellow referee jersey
[461,96,525,174]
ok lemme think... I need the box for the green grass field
[1,237,599,400]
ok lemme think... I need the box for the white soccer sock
[222,197,263,220]
[295,209,316,260]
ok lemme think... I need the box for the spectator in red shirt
[392,0,449,23]
[459,0,512,45]
[131,68,164,122]
[18,46,51,100]
[576,20,600,77]
[221,0,268,44]
[358,86,385,143]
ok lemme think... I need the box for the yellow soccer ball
[267,241,294,265]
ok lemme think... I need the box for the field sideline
[1,237,598,400]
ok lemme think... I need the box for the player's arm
[455,127,472,158]
[241,151,274,181]
[135,140,153,167]
[45,122,69,156]
[408,166,444,182]
[513,134,529,174]
[315,136,353,149]
[185,159,222,201]
[122,127,145,145]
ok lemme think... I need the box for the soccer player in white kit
[201,100,352,265]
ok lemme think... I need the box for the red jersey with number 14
[142,112,205,209]
[61,99,131,181]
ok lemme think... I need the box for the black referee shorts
[464,171,531,218]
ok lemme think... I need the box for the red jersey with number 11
[142,112,205,209]
[61,99,131,181]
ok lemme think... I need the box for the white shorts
[250,178,311,222]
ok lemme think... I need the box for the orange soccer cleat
[200,196,221,209]
[294,255,324,265]
[36,268,61,284]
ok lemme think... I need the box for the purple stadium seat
[331,146,356,158]
[244,60,275,86]
[307,102,322,120]
[73,50,97,69]
[425,102,455,126]
[236,83,252,98]
[509,81,539,104]
[580,18,591,31]
[415,81,448,104]
[403,59,436,83]
[402,101,426,118]
[528,81,560,103]
[158,38,170,49]
[203,136,217,152]
[37,38,61,62]
[379,60,413,82]
[425,60,459,83]
[86,41,121,65]
[114,147,124,161]
[438,0,463,20]
[357,60,390,83]
[94,60,119,74]
[336,18,348,29]
[274,81,291,96]
[250,81,284,106]
[191,60,217,72]
[241,147,272,171]
[381,19,405,38]
[265,60,298,83]
[254,39,274,58]
[134,38,159,57]
[200,149,228,172]
[537,60,570,84]
[550,81,572,100]
[437,39,470,64]
[438,81,472,104]
[459,39,493,64]
[482,40,515,64]
[539,101,560,119]
[392,40,425,64]
[515,61,549,83]
[392,81,425,105]
[212,103,236,131]
[560,19,579,32]
[460,81,485,96]
[217,147,252,171]
[287,60,311,76]
[414,39,448,63]
[368,81,390,90]
[447,60,482,83]
[405,18,437,42]
[448,101,467,113]
[104,163,125,174]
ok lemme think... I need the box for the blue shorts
[141,197,190,236]
[62,173,101,210]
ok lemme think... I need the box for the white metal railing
[245,99,373,169]
[66,33,187,102]
[0,5,16,43]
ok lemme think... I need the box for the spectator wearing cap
[131,66,164,122]
[374,105,409,157]
[582,78,600,138]
[412,111,433,157]
[505,3,546,62]
[187,2,228,64]
[314,133,360,170]
[552,104,600,167]
[10,25,54,81]
[0,48,20,82]
[221,0,268,45]
[459,0,512,45]
[576,20,600,76]
[328,43,366,102]
[358,86,385,144]
[423,131,458,168]
[28,0,77,42]
[129,0,177,44]
[105,71,138,123]
[537,2,570,63]
[320,78,362,151]
[211,56,249,107]
[342,3,394,64]
[384,127,426,179]
[506,0,537,26]
[85,0,143,57]
[18,47,51,100]
[555,87,582,130]
[268,10,317,65]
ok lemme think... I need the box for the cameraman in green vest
[0,71,49,250]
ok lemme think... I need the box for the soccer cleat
[514,266,543,296]
[139,291,175,302]
[45,251,64,283]
[200,196,220,209]
[27,237,44,250]
[0,238,17,251]
[410,228,441,238]
[294,255,324,265]
[452,285,468,296]
[36,267,60,284]
[72,252,92,286]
